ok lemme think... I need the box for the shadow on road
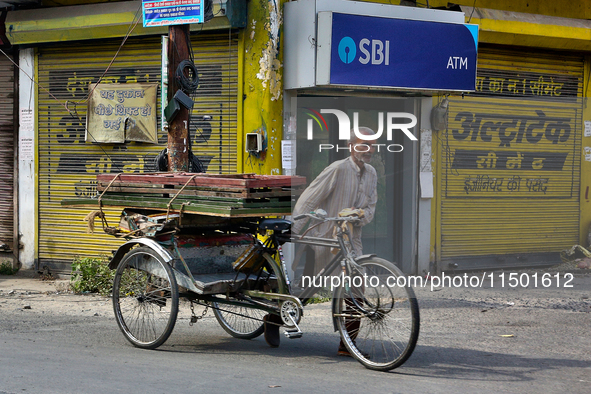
[398,344,588,381]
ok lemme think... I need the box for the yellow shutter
[438,46,583,269]
[0,55,15,245]
[37,33,238,270]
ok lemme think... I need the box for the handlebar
[293,212,361,223]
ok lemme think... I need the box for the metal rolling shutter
[0,55,14,247]
[439,46,583,270]
[37,33,238,269]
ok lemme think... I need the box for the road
[0,270,590,393]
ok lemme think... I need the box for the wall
[428,0,591,19]
[241,0,284,175]
[582,58,591,246]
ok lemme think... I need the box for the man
[291,126,378,275]
[263,127,378,354]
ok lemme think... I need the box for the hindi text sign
[86,83,158,144]
[143,0,204,27]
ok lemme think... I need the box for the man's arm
[357,167,378,227]
[291,164,340,234]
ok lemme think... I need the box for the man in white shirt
[264,127,378,354]
[292,127,378,275]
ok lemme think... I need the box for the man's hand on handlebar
[293,209,361,224]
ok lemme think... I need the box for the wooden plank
[100,193,292,208]
[97,183,303,198]
[97,180,305,191]
[61,198,292,217]
[97,172,307,188]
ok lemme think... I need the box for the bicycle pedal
[284,330,303,339]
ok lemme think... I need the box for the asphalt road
[1,271,590,394]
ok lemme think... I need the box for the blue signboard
[328,13,478,91]
[143,0,203,27]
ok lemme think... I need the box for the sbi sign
[338,36,390,65]
[327,13,479,91]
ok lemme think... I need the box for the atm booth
[282,0,478,275]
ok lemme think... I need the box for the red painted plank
[97,173,307,188]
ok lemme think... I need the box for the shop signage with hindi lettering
[86,83,158,144]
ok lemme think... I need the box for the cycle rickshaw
[69,173,420,371]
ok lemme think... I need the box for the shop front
[9,1,242,271]
[437,46,584,270]
[284,0,478,274]
[35,34,238,271]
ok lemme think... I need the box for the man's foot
[338,343,370,358]
[263,314,283,348]
[337,344,353,357]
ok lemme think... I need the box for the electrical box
[245,133,263,152]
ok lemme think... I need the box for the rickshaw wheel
[112,246,179,349]
[212,302,265,339]
[333,257,419,371]
[212,253,284,340]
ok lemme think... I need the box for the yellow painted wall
[582,58,591,246]
[44,0,591,19]
[360,0,591,19]
[428,0,591,19]
[241,0,284,175]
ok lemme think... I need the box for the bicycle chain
[190,300,284,327]
[189,300,209,326]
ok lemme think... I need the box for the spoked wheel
[213,250,284,340]
[112,246,179,349]
[333,257,420,371]
[212,301,265,339]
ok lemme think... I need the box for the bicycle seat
[258,219,291,231]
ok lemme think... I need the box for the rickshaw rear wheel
[212,302,265,339]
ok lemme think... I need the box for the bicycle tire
[212,301,265,339]
[112,246,179,349]
[213,251,285,339]
[333,257,420,371]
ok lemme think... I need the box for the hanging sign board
[86,83,158,144]
[142,0,204,27]
[316,12,479,92]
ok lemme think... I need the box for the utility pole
[167,24,191,172]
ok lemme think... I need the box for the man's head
[349,127,378,168]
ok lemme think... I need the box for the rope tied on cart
[86,173,123,234]
[166,174,200,223]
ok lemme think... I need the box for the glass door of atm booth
[294,96,420,273]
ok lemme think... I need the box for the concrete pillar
[18,48,36,270]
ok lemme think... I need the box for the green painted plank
[61,198,292,217]
[99,194,291,208]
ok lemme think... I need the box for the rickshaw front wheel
[112,246,179,349]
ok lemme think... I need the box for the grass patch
[307,288,332,304]
[0,261,18,275]
[70,256,114,296]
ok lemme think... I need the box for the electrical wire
[0,48,123,172]
[468,0,477,24]
[176,59,199,93]
[174,29,205,173]
[0,3,145,173]
[153,148,205,173]
[75,3,143,105]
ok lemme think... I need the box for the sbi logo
[337,36,390,65]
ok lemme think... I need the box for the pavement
[0,270,69,294]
